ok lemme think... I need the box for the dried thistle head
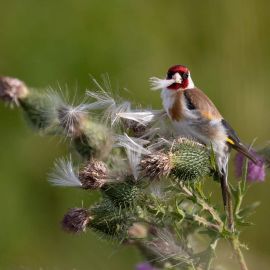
[140,152,172,179]
[140,228,192,268]
[79,159,108,189]
[124,119,147,137]
[62,208,92,233]
[0,77,29,105]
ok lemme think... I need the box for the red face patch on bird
[166,65,190,90]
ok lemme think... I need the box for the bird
[150,64,258,212]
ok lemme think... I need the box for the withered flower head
[124,119,147,137]
[140,152,171,179]
[0,76,28,105]
[79,159,108,189]
[61,208,91,233]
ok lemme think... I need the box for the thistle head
[57,104,89,137]
[140,138,211,181]
[61,208,92,233]
[0,76,29,105]
[140,153,171,179]
[102,179,140,207]
[79,159,108,189]
[235,150,266,182]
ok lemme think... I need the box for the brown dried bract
[79,159,108,189]
[140,152,171,179]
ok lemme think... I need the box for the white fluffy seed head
[45,88,90,137]
[145,228,191,263]
[57,104,88,137]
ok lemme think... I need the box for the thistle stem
[231,238,249,270]
[206,238,219,270]
[227,187,235,232]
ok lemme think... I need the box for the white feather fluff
[86,78,131,126]
[114,133,150,179]
[85,90,116,110]
[116,109,164,126]
[48,157,82,187]
[149,77,175,90]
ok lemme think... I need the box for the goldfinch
[150,65,257,207]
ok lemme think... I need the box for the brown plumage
[169,91,183,121]
[184,88,222,120]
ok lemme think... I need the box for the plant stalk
[227,186,235,232]
[231,238,249,270]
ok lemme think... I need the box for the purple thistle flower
[135,262,157,270]
[235,150,266,182]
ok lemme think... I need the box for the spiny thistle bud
[61,208,91,233]
[79,159,108,189]
[0,76,29,105]
[90,199,129,238]
[141,138,211,181]
[20,92,57,131]
[102,180,140,207]
[170,138,211,181]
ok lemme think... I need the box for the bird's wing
[184,88,222,120]
[184,88,258,164]
[221,119,258,164]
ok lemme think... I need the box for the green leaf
[238,201,261,218]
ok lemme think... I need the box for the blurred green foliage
[0,0,270,269]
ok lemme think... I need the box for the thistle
[62,207,91,233]
[0,76,268,270]
[79,159,109,189]
[141,138,211,181]
[0,76,28,105]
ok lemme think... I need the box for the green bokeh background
[0,0,270,269]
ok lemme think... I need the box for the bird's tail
[220,171,228,207]
[231,142,258,164]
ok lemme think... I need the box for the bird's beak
[172,73,182,84]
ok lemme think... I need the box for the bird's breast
[161,89,185,121]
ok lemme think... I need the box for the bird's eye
[167,72,173,79]
[182,73,189,80]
